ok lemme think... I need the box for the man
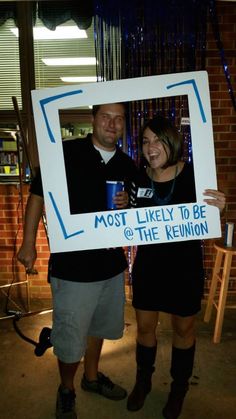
[17,103,138,419]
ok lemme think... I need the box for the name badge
[137,188,153,198]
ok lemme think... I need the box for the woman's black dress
[132,162,205,316]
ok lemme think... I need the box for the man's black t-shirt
[31,134,138,282]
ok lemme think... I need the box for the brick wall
[0,1,235,305]
[204,0,236,292]
[0,184,51,304]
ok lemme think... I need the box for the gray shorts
[50,273,125,363]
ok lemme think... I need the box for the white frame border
[31,70,221,252]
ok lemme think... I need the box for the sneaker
[81,372,127,401]
[56,385,77,418]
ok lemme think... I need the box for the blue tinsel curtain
[94,0,210,164]
[94,15,122,82]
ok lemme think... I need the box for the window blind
[0,19,21,110]
[34,18,96,90]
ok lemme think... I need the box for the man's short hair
[92,103,126,117]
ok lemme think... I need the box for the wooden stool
[204,240,236,343]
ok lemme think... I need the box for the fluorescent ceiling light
[42,57,96,66]
[60,76,103,83]
[10,26,87,40]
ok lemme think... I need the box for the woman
[127,115,226,419]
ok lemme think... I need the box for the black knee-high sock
[136,342,157,372]
[170,343,196,385]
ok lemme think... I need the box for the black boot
[127,342,157,411]
[162,343,195,419]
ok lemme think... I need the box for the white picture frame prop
[31,70,221,253]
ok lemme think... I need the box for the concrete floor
[0,297,236,419]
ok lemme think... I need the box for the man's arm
[17,193,44,271]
